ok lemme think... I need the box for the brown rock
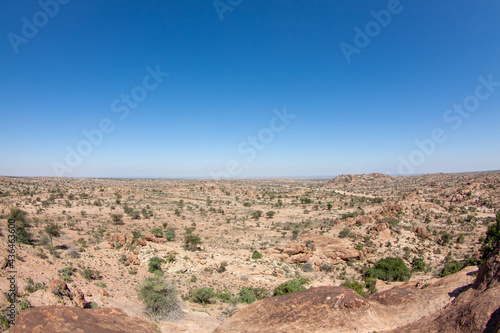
[136,237,146,246]
[11,306,157,333]
[287,253,311,264]
[282,243,306,256]
[415,227,430,239]
[72,287,86,309]
[393,247,500,333]
[214,286,378,333]
[49,279,70,297]
[337,249,364,260]
[126,233,135,245]
[371,222,390,232]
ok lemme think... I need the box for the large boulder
[214,286,388,333]
[393,247,500,333]
[11,306,157,333]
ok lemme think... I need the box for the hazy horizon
[2,1,499,179]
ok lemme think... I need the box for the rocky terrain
[0,171,498,332]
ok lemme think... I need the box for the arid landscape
[1,171,499,332]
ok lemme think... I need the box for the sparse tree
[44,222,61,250]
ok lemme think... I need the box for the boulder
[11,306,157,333]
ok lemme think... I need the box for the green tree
[480,211,500,262]
[266,211,276,219]
[149,257,166,274]
[364,257,411,282]
[273,278,309,296]
[44,222,61,250]
[110,214,123,231]
[151,227,163,236]
[251,210,263,220]
[8,208,33,244]
[184,227,201,250]
[165,229,176,241]
[138,275,183,321]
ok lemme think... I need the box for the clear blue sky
[1,1,499,178]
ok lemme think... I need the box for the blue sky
[1,0,499,178]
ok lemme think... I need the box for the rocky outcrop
[394,247,500,333]
[370,222,390,232]
[214,264,479,333]
[414,227,430,239]
[108,233,147,247]
[214,286,387,333]
[11,306,157,333]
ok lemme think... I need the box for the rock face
[214,262,485,333]
[394,247,500,333]
[11,306,158,333]
[214,286,389,333]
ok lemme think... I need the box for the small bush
[273,278,309,297]
[80,268,101,280]
[58,264,75,282]
[216,261,228,273]
[238,287,269,304]
[364,257,411,282]
[189,287,215,304]
[341,280,366,297]
[165,229,176,241]
[67,248,80,259]
[320,263,334,273]
[216,290,233,303]
[339,228,351,238]
[138,275,183,321]
[440,261,465,277]
[184,234,201,251]
[302,262,314,272]
[252,250,262,259]
[149,257,166,273]
[411,257,426,272]
[25,278,45,293]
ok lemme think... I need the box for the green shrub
[189,287,215,304]
[238,287,269,304]
[216,290,234,303]
[58,264,75,282]
[273,278,309,296]
[341,280,366,297]
[440,261,465,277]
[320,263,334,273]
[148,257,166,273]
[184,234,201,251]
[252,250,262,260]
[138,275,183,321]
[480,211,500,262]
[165,229,176,241]
[364,257,411,282]
[8,208,33,245]
[216,261,228,273]
[411,257,426,272]
[25,278,45,293]
[150,227,163,236]
[380,217,400,228]
[339,228,351,238]
[80,268,101,280]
